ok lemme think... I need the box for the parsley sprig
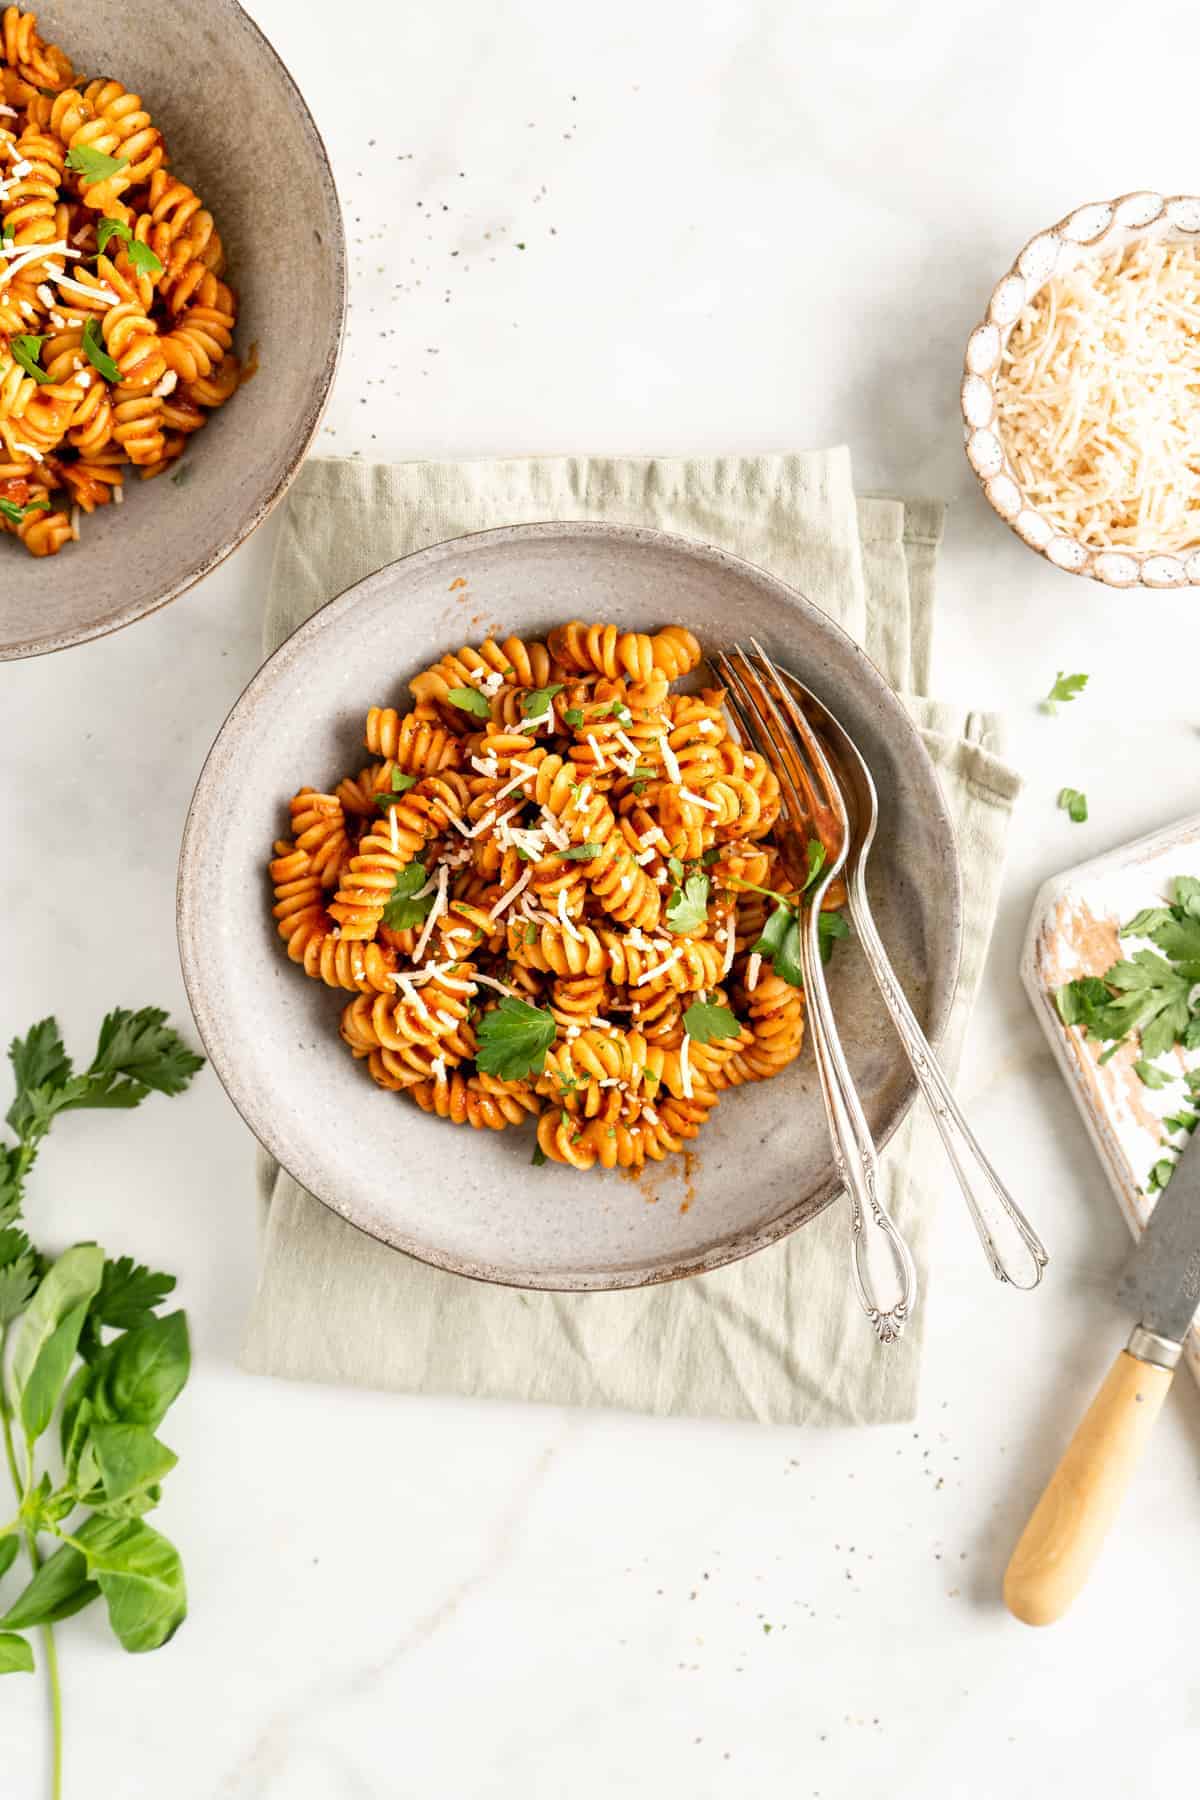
[95,217,162,277]
[728,840,848,987]
[381,861,435,930]
[1057,877,1200,1079]
[1058,788,1088,824]
[475,997,556,1081]
[1041,671,1088,714]
[0,1008,202,1775]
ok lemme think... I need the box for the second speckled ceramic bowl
[1,0,345,659]
[178,523,962,1291]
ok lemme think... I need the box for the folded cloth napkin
[241,449,1020,1426]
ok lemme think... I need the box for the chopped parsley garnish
[557,843,601,861]
[524,923,538,944]
[475,997,557,1081]
[0,497,50,526]
[1058,787,1088,824]
[683,1002,741,1044]
[1133,1059,1173,1089]
[563,707,585,728]
[66,144,129,183]
[802,839,827,891]
[81,317,122,384]
[445,686,490,718]
[753,904,803,988]
[375,770,418,806]
[96,216,162,275]
[531,1143,548,1166]
[1057,877,1200,1068]
[666,872,709,935]
[380,860,435,930]
[521,683,563,718]
[1041,671,1088,714]
[10,335,53,384]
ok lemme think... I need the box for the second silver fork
[715,646,918,1345]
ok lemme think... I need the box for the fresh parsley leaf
[1172,877,1200,921]
[818,910,850,962]
[95,217,162,275]
[7,1019,72,1133]
[445,686,489,719]
[1148,1157,1176,1193]
[752,903,803,988]
[81,318,121,385]
[524,923,538,945]
[66,144,129,183]
[530,1143,548,1167]
[521,684,563,718]
[683,1002,741,1045]
[10,336,53,385]
[1041,671,1088,714]
[1122,907,1175,939]
[665,873,709,935]
[1143,912,1200,972]
[0,1249,38,1325]
[557,843,600,861]
[375,770,418,807]
[1164,1111,1199,1135]
[1133,1059,1173,1089]
[1055,976,1111,1030]
[802,840,827,892]
[667,856,686,885]
[86,1009,205,1098]
[0,497,50,526]
[475,997,557,1081]
[381,861,435,930]
[563,708,585,728]
[86,1257,176,1335]
[1058,788,1088,824]
[701,848,721,866]
[1185,1015,1200,1052]
[1095,953,1192,1059]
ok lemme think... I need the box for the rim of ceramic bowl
[6,0,347,660]
[177,519,965,1292]
[961,190,1200,590]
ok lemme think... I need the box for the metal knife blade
[1116,1125,1200,1345]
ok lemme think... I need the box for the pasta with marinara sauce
[266,621,848,1173]
[0,6,243,555]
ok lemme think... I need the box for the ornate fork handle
[801,893,917,1344]
[846,867,1048,1290]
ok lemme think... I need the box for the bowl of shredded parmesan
[962,191,1200,587]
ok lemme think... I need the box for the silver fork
[713,644,918,1345]
[772,659,1048,1290]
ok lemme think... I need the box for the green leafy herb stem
[0,1009,202,1800]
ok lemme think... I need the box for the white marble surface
[4,0,1200,1791]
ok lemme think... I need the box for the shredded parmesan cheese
[679,1032,693,1098]
[658,733,682,784]
[746,951,763,991]
[412,864,449,961]
[994,240,1200,552]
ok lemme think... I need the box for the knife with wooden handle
[1004,1135,1200,1626]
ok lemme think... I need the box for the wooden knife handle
[1003,1344,1175,1626]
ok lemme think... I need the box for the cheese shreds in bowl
[994,241,1200,554]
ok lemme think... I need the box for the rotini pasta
[266,621,848,1174]
[0,7,243,554]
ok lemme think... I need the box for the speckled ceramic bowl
[962,191,1200,588]
[178,523,963,1291]
[0,0,345,659]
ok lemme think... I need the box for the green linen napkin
[241,449,1019,1425]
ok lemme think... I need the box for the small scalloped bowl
[961,192,1200,590]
